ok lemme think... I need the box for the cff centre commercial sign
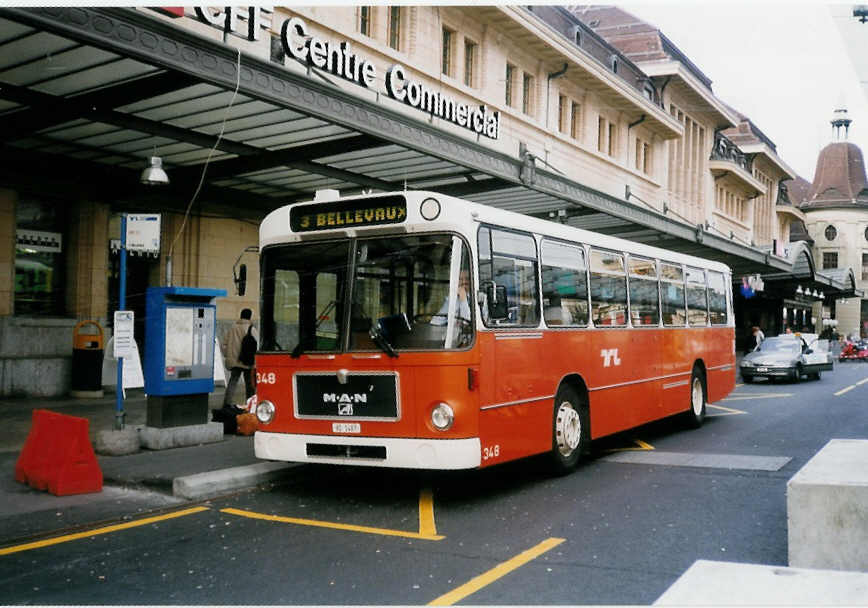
[171,7,501,140]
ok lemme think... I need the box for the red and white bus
[252,190,735,472]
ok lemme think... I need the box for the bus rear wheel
[683,367,706,429]
[549,385,588,474]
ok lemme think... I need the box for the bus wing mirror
[481,284,508,320]
[234,263,247,296]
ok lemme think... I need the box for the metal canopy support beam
[0,6,794,276]
[0,143,284,216]
[0,71,198,139]
[172,133,388,181]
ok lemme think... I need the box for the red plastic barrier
[15,409,103,496]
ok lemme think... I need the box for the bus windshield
[261,234,473,354]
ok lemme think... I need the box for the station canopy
[0,7,845,284]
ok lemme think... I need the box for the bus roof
[261,190,732,274]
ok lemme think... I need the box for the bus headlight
[430,402,454,431]
[256,400,275,424]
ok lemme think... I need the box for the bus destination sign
[290,196,407,233]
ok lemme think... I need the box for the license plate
[756,367,768,372]
[332,423,361,434]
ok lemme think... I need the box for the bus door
[477,227,550,459]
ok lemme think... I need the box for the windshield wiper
[290,342,305,358]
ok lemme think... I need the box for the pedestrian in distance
[223,308,257,407]
[746,325,763,354]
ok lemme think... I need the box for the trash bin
[70,320,104,398]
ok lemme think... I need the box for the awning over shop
[0,7,811,278]
[758,241,863,300]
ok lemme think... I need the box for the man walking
[223,308,257,406]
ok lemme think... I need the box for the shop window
[15,198,66,316]
[464,39,477,88]
[388,6,401,51]
[570,102,581,140]
[358,6,371,37]
[505,63,515,107]
[442,27,454,76]
[522,72,535,116]
[558,95,567,133]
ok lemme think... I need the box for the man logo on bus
[601,348,621,367]
[324,392,368,415]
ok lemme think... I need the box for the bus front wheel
[549,385,588,474]
[683,367,706,429]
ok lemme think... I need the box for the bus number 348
[482,445,501,460]
[256,371,277,385]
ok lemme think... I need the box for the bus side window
[660,262,686,326]
[707,270,728,325]
[541,239,588,327]
[627,256,659,326]
[589,249,627,327]
[685,267,708,326]
[479,226,539,327]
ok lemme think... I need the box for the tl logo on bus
[600,349,621,367]
[324,392,368,416]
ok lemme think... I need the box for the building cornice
[501,6,683,140]
[639,59,738,129]
[738,143,797,180]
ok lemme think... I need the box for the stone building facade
[0,5,859,396]
[795,111,868,338]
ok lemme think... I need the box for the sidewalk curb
[172,462,297,500]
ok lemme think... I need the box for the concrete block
[787,439,868,571]
[655,560,868,605]
[139,421,224,450]
[94,427,140,456]
[173,462,295,500]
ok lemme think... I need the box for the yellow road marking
[221,507,445,540]
[428,537,565,606]
[707,403,747,416]
[603,439,654,453]
[722,393,793,401]
[835,385,856,396]
[419,488,438,538]
[856,377,868,386]
[0,506,209,556]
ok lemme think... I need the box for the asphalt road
[2,362,867,605]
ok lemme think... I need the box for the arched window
[575,28,582,46]
[825,225,837,241]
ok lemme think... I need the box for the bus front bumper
[254,431,482,470]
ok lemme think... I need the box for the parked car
[740,335,830,383]
[794,332,835,368]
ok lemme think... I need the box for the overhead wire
[166,46,243,283]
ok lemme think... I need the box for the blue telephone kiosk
[144,286,226,427]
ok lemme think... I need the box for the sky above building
[623,2,868,183]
